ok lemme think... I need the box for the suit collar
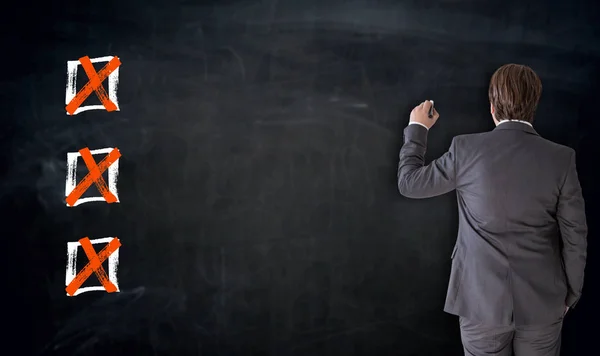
[493,120,539,136]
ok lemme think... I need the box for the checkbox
[65,237,121,297]
[65,147,120,207]
[65,55,121,115]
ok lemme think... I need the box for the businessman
[397,64,587,356]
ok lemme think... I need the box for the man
[397,64,587,356]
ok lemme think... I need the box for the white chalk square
[65,56,120,115]
[65,237,120,297]
[65,147,120,207]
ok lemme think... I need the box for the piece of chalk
[428,100,435,118]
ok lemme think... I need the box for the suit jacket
[397,121,587,326]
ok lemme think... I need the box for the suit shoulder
[531,136,576,159]
[540,138,575,155]
[450,132,486,145]
[452,132,485,140]
[453,132,575,155]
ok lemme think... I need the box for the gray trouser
[459,316,563,356]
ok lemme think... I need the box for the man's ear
[491,103,499,125]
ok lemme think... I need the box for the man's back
[442,121,586,326]
[398,64,587,355]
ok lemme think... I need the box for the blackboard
[3,0,598,355]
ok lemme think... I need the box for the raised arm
[397,123,457,199]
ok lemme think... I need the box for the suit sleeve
[397,124,457,198]
[557,150,588,308]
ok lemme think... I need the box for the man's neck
[496,119,533,128]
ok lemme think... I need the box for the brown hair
[488,64,542,123]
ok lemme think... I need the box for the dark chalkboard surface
[3,0,599,355]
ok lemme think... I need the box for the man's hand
[410,100,439,129]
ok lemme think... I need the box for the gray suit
[397,121,587,354]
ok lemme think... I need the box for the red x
[65,147,121,207]
[66,55,121,115]
[66,237,122,296]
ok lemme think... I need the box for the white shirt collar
[496,119,533,128]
